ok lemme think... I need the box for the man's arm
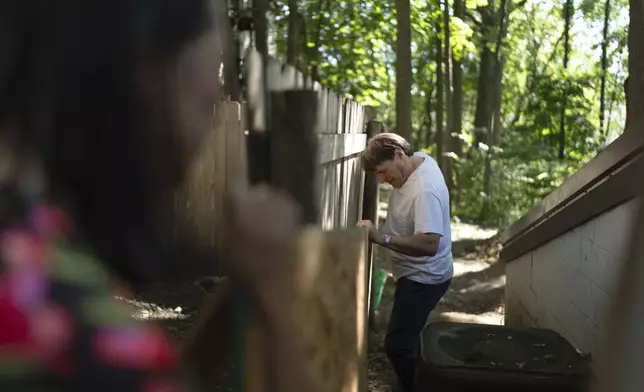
[370,189,445,258]
[373,232,441,257]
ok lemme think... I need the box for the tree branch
[464,9,483,28]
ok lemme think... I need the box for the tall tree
[287,0,300,66]
[481,0,508,220]
[254,0,269,57]
[435,21,445,168]
[395,0,412,140]
[452,0,465,158]
[599,0,611,134]
[559,0,573,159]
[628,0,644,128]
[472,3,497,147]
[443,0,455,196]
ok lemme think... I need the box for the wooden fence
[164,57,372,279]
[176,56,378,392]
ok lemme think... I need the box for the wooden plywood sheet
[243,227,369,392]
[291,228,369,392]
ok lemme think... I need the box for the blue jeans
[385,277,451,392]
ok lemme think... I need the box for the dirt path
[119,223,503,392]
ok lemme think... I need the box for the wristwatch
[383,234,392,244]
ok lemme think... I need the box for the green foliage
[265,0,629,228]
[452,148,584,227]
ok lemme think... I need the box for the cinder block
[561,229,582,270]
[563,268,592,317]
[593,202,635,259]
[556,298,585,346]
[576,313,597,354]
[506,253,532,288]
[581,240,612,290]
[589,283,613,331]
[577,222,595,243]
[505,296,533,327]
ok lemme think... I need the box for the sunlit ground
[116,296,188,321]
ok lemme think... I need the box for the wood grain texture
[165,101,248,278]
[243,227,369,392]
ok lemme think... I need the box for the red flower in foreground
[1,230,48,270]
[0,293,31,345]
[92,326,177,371]
[30,205,73,238]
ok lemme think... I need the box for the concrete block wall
[505,198,640,374]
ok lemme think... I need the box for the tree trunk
[472,2,497,148]
[286,0,300,66]
[443,0,454,197]
[254,0,268,57]
[627,0,644,129]
[452,0,464,158]
[480,0,508,222]
[424,58,434,148]
[559,0,573,160]
[435,26,444,167]
[481,57,504,221]
[395,0,413,141]
[473,46,495,146]
[222,0,241,100]
[599,0,611,135]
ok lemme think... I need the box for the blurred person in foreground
[357,133,453,392]
[0,1,311,391]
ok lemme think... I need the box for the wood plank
[326,91,338,134]
[357,106,366,134]
[266,58,283,91]
[362,119,382,320]
[246,51,266,131]
[334,160,344,229]
[166,101,230,278]
[318,134,368,164]
[316,87,327,134]
[343,98,352,135]
[270,90,319,224]
[289,228,369,392]
[353,101,360,133]
[188,228,369,392]
[320,164,339,230]
[335,95,344,134]
[364,106,377,123]
[282,64,298,90]
[361,120,381,225]
[349,155,365,225]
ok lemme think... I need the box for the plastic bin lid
[420,322,588,376]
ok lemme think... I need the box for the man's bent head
[362,133,415,188]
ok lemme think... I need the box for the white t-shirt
[382,151,453,284]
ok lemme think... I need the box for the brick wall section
[505,198,640,374]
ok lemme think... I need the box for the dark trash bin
[415,322,591,392]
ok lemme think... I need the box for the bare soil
[366,235,504,392]
[119,230,503,392]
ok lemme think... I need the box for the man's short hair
[362,133,413,172]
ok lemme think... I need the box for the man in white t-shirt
[357,133,453,392]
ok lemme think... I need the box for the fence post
[361,107,383,330]
[270,90,319,224]
[361,108,380,228]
